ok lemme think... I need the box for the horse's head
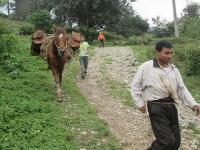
[53,25,68,55]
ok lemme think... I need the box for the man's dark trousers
[79,56,88,77]
[99,40,104,47]
[147,99,181,150]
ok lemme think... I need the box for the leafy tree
[27,10,52,33]
[0,0,14,16]
[180,3,200,39]
[30,0,141,32]
[115,13,149,37]
[183,3,200,17]
[14,0,31,19]
[150,16,174,38]
[181,16,200,39]
[6,0,149,37]
[51,0,123,29]
[0,0,8,6]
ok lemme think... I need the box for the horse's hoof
[57,97,63,103]
[58,94,66,102]
[81,75,85,79]
[62,97,66,101]
[60,92,65,98]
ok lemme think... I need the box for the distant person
[79,35,89,79]
[131,40,200,150]
[98,32,105,47]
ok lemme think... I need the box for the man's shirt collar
[153,59,175,68]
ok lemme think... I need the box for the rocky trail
[76,47,200,150]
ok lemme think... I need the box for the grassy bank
[0,36,121,149]
[0,17,33,34]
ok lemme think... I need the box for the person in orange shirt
[98,32,105,47]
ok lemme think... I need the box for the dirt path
[76,47,200,150]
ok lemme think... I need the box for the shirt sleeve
[176,68,198,108]
[86,42,89,48]
[131,64,145,108]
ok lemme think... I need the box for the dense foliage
[0,34,25,74]
[27,10,52,33]
[180,3,200,39]
[1,0,149,37]
[0,32,121,150]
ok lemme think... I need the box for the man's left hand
[192,105,200,115]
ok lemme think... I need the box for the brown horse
[46,26,69,101]
[31,26,80,101]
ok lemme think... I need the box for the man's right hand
[192,105,200,115]
[139,106,146,113]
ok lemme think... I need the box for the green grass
[0,36,121,149]
[97,56,133,107]
[130,45,153,63]
[104,57,113,65]
[105,78,133,107]
[0,17,33,34]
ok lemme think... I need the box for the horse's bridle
[53,38,68,57]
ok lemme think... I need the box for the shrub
[66,26,126,43]
[181,17,200,39]
[142,34,154,45]
[171,41,200,76]
[186,48,200,75]
[0,21,13,34]
[80,28,98,43]
[150,27,173,38]
[0,34,17,54]
[19,24,34,35]
[126,36,140,45]
[0,34,24,74]
[27,10,52,33]
[103,31,125,41]
[0,13,8,18]
[66,27,125,44]
[163,37,199,45]
[126,34,154,45]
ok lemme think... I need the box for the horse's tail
[30,30,46,56]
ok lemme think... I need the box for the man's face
[157,47,173,64]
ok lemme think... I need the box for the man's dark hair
[155,40,172,51]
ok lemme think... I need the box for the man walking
[98,32,105,47]
[131,40,200,150]
[79,35,89,79]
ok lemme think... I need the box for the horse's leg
[59,71,62,85]
[51,65,63,101]
[59,63,65,99]
[59,66,63,85]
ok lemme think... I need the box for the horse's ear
[53,25,56,33]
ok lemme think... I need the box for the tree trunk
[7,0,10,16]
[172,0,179,38]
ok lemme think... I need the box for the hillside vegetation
[0,19,121,149]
